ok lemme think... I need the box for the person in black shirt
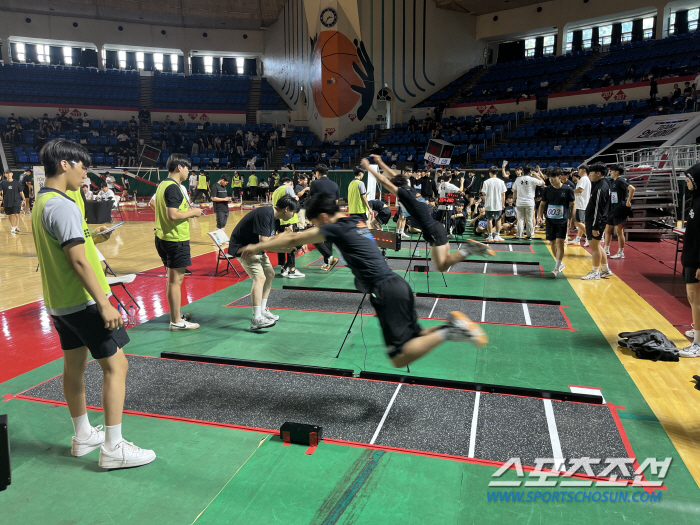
[309,163,339,270]
[211,174,232,230]
[539,168,576,277]
[229,195,298,330]
[420,171,436,200]
[368,199,391,230]
[0,170,25,233]
[21,168,34,213]
[605,165,635,260]
[582,164,612,280]
[501,195,517,237]
[294,174,311,228]
[363,155,494,271]
[452,201,467,235]
[242,194,488,367]
[680,163,700,357]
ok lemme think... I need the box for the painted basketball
[311,31,362,118]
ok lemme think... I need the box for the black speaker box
[0,415,10,491]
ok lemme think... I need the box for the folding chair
[207,230,241,277]
[111,199,124,221]
[95,248,141,309]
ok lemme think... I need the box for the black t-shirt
[542,185,575,224]
[0,179,23,208]
[212,182,229,212]
[420,177,435,198]
[368,199,386,212]
[563,180,576,190]
[397,187,435,230]
[319,217,395,292]
[229,206,276,253]
[309,176,339,200]
[503,205,517,223]
[294,184,310,208]
[682,192,700,268]
[164,183,186,208]
[609,178,631,217]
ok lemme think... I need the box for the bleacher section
[260,78,289,110]
[0,63,139,107]
[152,72,250,110]
[415,67,483,108]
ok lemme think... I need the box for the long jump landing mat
[15,354,636,481]
[400,240,534,253]
[225,287,573,330]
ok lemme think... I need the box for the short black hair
[275,194,299,213]
[609,164,625,174]
[489,165,499,175]
[353,166,363,177]
[392,174,410,189]
[166,153,192,172]
[220,173,230,183]
[40,139,91,177]
[24,168,31,173]
[589,163,607,175]
[578,165,589,174]
[306,194,339,220]
[523,164,534,175]
[314,163,328,176]
[280,177,292,184]
[101,181,108,188]
[548,167,563,178]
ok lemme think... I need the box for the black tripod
[402,232,447,293]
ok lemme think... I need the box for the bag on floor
[618,329,679,362]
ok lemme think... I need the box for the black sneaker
[184,269,192,276]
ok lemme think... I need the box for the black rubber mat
[400,241,533,253]
[19,355,631,478]
[226,288,571,329]
[305,257,543,277]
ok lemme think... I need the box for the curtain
[497,40,525,63]
[125,51,136,70]
[611,23,622,45]
[676,10,689,35]
[71,48,81,66]
[632,19,644,41]
[572,30,583,52]
[212,57,221,75]
[244,58,257,75]
[178,55,185,74]
[49,46,63,65]
[144,53,154,71]
[591,27,600,47]
[534,36,544,57]
[191,56,204,74]
[105,50,118,69]
[222,57,236,75]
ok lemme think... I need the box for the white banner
[33,166,46,192]
[366,164,378,200]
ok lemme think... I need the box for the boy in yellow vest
[231,171,243,200]
[154,153,204,331]
[272,177,305,278]
[33,139,155,469]
[348,166,371,221]
[194,170,210,203]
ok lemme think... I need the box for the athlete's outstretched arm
[361,157,398,195]
[241,228,326,258]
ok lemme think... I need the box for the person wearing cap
[604,164,635,259]
[211,174,232,230]
[581,164,613,280]
[680,164,700,357]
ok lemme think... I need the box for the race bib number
[547,205,564,219]
[478,220,487,229]
[611,193,618,204]
[505,208,515,217]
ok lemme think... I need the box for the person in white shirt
[246,157,257,170]
[571,165,592,246]
[105,173,116,190]
[480,166,508,242]
[82,184,93,200]
[97,182,119,209]
[513,164,544,239]
[83,175,91,188]
[280,124,287,146]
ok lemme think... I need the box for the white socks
[253,305,262,319]
[556,259,562,268]
[694,331,700,344]
[601,264,609,272]
[592,266,599,273]
[72,413,92,440]
[104,424,123,451]
[261,299,268,310]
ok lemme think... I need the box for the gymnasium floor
[1,208,699,524]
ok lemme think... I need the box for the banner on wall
[33,166,46,192]
[366,164,378,199]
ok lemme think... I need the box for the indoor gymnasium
[1,0,700,523]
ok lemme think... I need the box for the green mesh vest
[155,179,190,241]
[348,179,368,214]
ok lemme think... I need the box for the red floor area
[0,251,250,383]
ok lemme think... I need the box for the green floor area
[1,231,698,524]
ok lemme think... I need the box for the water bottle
[128,305,136,326]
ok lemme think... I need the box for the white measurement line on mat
[481,301,486,322]
[428,298,439,318]
[468,392,481,458]
[522,303,532,325]
[370,384,403,445]
[513,263,518,275]
[543,399,566,471]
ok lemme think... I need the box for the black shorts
[4,206,20,215]
[376,208,391,225]
[585,222,603,240]
[155,237,192,269]
[423,221,448,247]
[575,210,586,223]
[545,220,568,240]
[606,215,626,227]
[51,304,130,359]
[684,267,700,284]
[369,276,422,357]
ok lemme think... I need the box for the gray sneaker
[600,269,614,278]
[459,239,495,259]
[581,270,600,280]
[251,316,276,330]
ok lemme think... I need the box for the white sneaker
[251,316,276,330]
[610,251,625,259]
[605,248,610,255]
[581,270,600,280]
[583,239,590,247]
[400,232,410,239]
[459,239,495,258]
[71,425,105,457]
[550,263,565,277]
[494,235,505,242]
[280,268,289,277]
[570,237,581,245]
[98,440,156,469]
[485,234,494,242]
[600,269,614,278]
[444,312,488,347]
[679,342,700,358]
[285,269,305,278]
[169,320,200,331]
[262,308,279,321]
[685,324,695,338]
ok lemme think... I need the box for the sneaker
[71,425,105,457]
[600,269,614,278]
[685,324,695,338]
[251,316,276,330]
[485,234,494,242]
[583,239,590,247]
[10,227,18,234]
[262,308,279,321]
[400,232,410,239]
[98,440,156,469]
[610,251,625,259]
[526,236,535,240]
[494,235,505,242]
[280,268,289,277]
[181,313,192,321]
[679,342,700,358]
[459,239,495,258]
[604,248,610,256]
[550,263,565,277]
[445,312,488,347]
[581,271,600,280]
[169,320,200,331]
[327,257,340,271]
[285,269,305,278]
[184,269,193,276]
[319,264,330,271]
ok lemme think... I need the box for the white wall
[445,98,537,118]
[0,103,137,120]
[150,109,246,125]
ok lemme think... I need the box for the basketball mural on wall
[310,30,375,120]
